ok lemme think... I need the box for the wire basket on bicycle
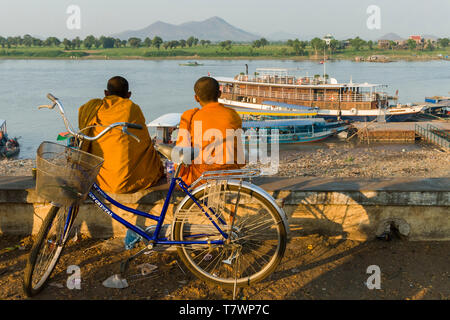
[35,141,104,206]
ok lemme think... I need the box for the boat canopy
[0,120,6,133]
[147,113,181,128]
[262,100,315,111]
[243,118,325,128]
[230,106,317,117]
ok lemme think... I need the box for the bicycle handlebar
[41,93,143,143]
[47,93,58,103]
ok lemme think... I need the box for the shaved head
[194,77,221,103]
[106,76,130,99]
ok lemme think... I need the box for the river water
[0,59,448,158]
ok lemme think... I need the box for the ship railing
[237,74,323,86]
[415,123,450,151]
[224,88,376,102]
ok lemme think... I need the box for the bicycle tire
[23,205,76,297]
[173,182,287,288]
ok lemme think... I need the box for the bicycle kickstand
[120,246,152,277]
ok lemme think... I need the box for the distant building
[342,40,351,48]
[378,40,391,49]
[394,39,407,49]
[409,35,423,44]
[323,34,334,45]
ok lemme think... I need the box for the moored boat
[146,111,348,146]
[0,119,20,158]
[423,96,450,117]
[242,118,349,144]
[147,113,182,145]
[216,68,425,122]
[179,61,203,66]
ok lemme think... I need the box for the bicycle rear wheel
[173,182,287,288]
[23,205,77,297]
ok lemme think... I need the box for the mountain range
[111,16,260,42]
[377,33,439,41]
[110,16,442,42]
[377,33,404,41]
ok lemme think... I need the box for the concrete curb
[0,176,448,241]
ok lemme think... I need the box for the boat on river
[423,96,450,117]
[217,68,425,122]
[147,113,182,144]
[0,119,20,158]
[179,61,203,66]
[242,118,349,144]
[146,112,349,145]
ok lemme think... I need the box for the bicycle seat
[155,143,199,164]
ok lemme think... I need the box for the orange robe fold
[176,101,245,185]
[78,95,163,193]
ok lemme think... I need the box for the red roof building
[409,35,422,44]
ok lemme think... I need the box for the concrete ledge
[0,176,448,241]
[255,176,450,206]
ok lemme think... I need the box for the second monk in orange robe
[176,77,245,186]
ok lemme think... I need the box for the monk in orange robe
[78,76,163,193]
[176,77,245,186]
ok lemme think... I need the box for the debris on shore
[1,142,449,179]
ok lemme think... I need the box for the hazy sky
[1,0,449,40]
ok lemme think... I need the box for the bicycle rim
[23,205,75,296]
[174,183,286,288]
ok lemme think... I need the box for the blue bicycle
[23,94,289,297]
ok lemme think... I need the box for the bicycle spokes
[174,183,286,287]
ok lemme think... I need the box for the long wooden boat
[146,112,349,145]
[423,96,450,117]
[217,68,425,122]
[242,118,349,144]
[179,61,203,66]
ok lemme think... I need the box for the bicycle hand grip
[126,123,143,130]
[47,93,58,102]
[38,104,54,110]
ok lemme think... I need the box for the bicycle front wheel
[173,182,287,288]
[23,205,77,297]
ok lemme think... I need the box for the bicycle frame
[69,175,228,246]
[43,95,229,247]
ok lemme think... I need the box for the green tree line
[0,34,211,50]
[0,34,448,56]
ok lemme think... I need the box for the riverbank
[1,46,449,62]
[0,55,447,62]
[2,141,449,178]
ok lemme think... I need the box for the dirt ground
[0,233,448,300]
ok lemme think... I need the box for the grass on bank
[0,44,449,60]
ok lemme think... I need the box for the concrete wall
[0,176,448,241]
